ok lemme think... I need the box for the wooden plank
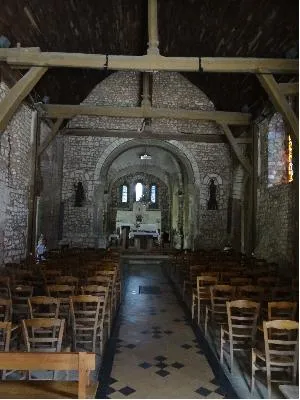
[78,352,88,399]
[0,381,98,399]
[141,72,151,107]
[3,50,199,72]
[0,66,47,132]
[279,82,299,96]
[257,73,299,141]
[219,122,251,174]
[43,104,251,125]
[0,352,95,370]
[0,48,297,74]
[38,118,64,156]
[63,127,252,144]
[201,58,298,74]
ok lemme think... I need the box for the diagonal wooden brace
[0,66,47,133]
[257,73,299,142]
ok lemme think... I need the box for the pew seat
[0,352,98,399]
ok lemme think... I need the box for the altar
[116,202,161,250]
[128,225,160,250]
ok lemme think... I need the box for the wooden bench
[0,352,98,399]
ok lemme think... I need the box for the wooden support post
[257,73,299,142]
[251,123,258,255]
[147,0,159,54]
[219,122,251,174]
[0,66,47,134]
[141,73,151,107]
[38,118,64,157]
[27,111,40,256]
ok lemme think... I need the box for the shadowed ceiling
[0,0,298,116]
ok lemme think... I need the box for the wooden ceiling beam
[0,66,48,133]
[278,82,299,96]
[257,73,299,142]
[63,127,252,144]
[42,104,251,125]
[201,58,298,74]
[0,48,298,74]
[219,122,251,174]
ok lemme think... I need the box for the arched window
[135,182,143,202]
[121,184,128,203]
[268,113,293,187]
[150,184,156,203]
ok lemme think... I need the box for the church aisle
[98,263,235,399]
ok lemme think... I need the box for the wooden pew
[0,352,98,399]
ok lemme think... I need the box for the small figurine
[74,181,85,207]
[207,178,218,210]
[36,234,47,263]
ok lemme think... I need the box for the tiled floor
[97,262,236,399]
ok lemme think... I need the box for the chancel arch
[93,138,199,249]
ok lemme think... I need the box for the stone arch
[94,138,200,186]
[63,71,228,250]
[108,165,171,193]
[203,173,223,185]
[93,138,200,249]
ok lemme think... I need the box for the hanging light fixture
[140,152,152,160]
[139,141,152,160]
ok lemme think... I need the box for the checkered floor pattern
[101,263,230,398]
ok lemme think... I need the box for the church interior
[0,0,299,398]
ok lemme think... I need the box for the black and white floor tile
[97,263,236,399]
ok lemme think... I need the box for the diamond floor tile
[119,386,136,396]
[103,263,230,399]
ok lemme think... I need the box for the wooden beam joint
[219,122,251,174]
[257,73,299,142]
[0,66,47,133]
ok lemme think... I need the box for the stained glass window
[150,184,156,203]
[288,135,293,183]
[121,185,128,203]
[268,113,287,187]
[135,182,143,201]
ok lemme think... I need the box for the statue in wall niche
[74,181,85,207]
[207,178,218,210]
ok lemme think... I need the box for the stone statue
[207,179,218,210]
[74,181,85,207]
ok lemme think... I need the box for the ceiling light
[140,153,152,160]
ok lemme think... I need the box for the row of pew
[167,249,299,399]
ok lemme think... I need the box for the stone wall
[255,114,298,269]
[0,82,33,264]
[0,81,61,264]
[61,136,117,247]
[62,71,232,249]
[184,142,232,249]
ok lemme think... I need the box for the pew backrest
[0,351,96,399]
